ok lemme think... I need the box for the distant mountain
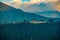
[20,2,60,18]
[0,2,14,11]
[20,2,55,12]
[35,11,60,18]
[0,2,48,24]
[19,2,60,22]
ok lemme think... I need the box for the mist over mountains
[20,2,60,18]
[20,2,55,12]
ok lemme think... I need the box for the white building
[30,20,47,24]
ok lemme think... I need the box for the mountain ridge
[35,10,60,18]
[0,2,49,24]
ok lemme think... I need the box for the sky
[1,0,59,5]
[0,0,60,12]
[1,0,58,3]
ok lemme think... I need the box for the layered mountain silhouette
[0,2,49,24]
[35,11,60,18]
[20,2,55,12]
[20,2,60,18]
[33,3,60,18]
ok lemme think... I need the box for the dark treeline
[0,22,60,40]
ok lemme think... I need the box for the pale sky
[1,0,60,12]
[1,0,58,3]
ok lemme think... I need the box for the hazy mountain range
[19,2,60,18]
[20,2,55,12]
[0,2,49,23]
[0,2,60,24]
[3,2,60,18]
